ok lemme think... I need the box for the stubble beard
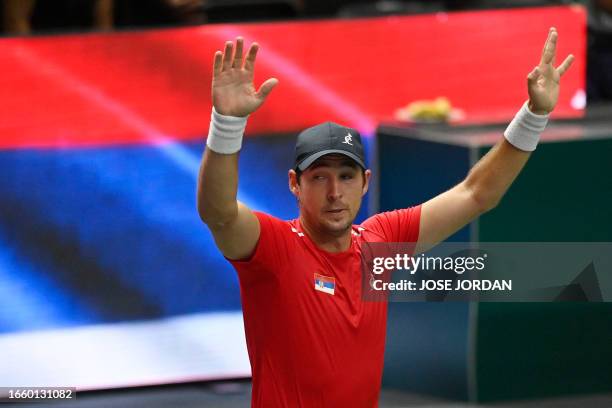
[319,212,354,237]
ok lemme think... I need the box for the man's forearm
[197,149,239,227]
[463,139,531,212]
[197,105,249,227]
[464,98,550,212]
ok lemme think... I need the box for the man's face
[289,154,371,237]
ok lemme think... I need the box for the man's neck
[299,215,352,253]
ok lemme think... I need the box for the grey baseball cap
[294,122,366,171]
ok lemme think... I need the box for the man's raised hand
[212,38,278,117]
[527,27,574,115]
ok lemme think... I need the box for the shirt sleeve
[361,205,422,243]
[227,211,289,286]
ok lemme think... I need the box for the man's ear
[288,169,299,197]
[362,169,372,196]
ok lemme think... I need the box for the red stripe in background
[0,6,585,149]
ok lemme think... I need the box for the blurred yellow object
[395,97,465,123]
[394,97,463,123]
[407,97,452,121]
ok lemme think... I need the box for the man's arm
[416,27,574,253]
[197,38,278,260]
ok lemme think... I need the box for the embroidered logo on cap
[343,133,353,146]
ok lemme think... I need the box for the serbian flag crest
[314,273,335,295]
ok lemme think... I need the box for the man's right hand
[212,38,278,117]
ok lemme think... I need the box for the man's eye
[313,175,326,181]
[341,174,354,180]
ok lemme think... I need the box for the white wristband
[503,101,549,152]
[206,107,248,154]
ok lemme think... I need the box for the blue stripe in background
[0,134,370,334]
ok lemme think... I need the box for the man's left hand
[527,27,574,115]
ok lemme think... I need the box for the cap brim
[296,150,366,171]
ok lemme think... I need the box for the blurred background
[0,0,611,407]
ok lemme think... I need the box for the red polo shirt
[230,206,421,407]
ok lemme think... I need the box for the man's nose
[327,178,342,201]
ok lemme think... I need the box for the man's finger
[244,43,259,72]
[213,50,223,76]
[556,54,575,77]
[527,66,540,87]
[222,41,233,71]
[233,37,244,69]
[255,77,278,100]
[541,27,557,65]
[539,28,551,64]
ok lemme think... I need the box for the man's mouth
[325,208,346,214]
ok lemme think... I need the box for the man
[197,29,573,407]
